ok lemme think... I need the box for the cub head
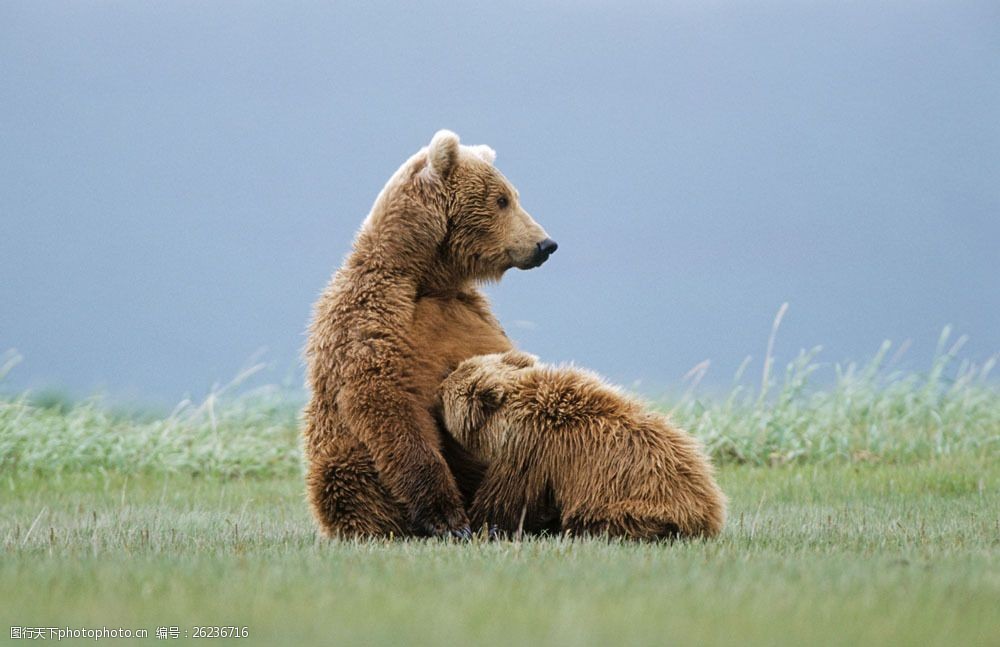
[425,130,557,281]
[439,350,539,461]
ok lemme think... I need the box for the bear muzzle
[520,238,558,269]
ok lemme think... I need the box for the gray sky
[2,1,998,403]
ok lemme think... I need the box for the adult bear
[304,130,557,538]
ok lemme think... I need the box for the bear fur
[440,351,727,539]
[304,131,556,538]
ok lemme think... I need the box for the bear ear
[468,145,496,166]
[500,350,537,369]
[428,129,460,178]
[478,382,505,411]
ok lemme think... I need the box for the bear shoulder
[509,365,638,429]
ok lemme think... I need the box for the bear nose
[537,238,558,256]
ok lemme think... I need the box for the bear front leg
[438,428,488,508]
[340,384,470,538]
[469,463,535,537]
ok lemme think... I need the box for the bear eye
[496,195,509,209]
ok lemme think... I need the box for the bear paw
[413,502,471,540]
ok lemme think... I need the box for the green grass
[1,330,998,645]
[2,328,998,477]
[2,460,998,646]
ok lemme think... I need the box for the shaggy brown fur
[304,131,556,538]
[440,351,727,540]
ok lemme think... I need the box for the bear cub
[440,351,726,540]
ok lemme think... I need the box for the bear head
[439,350,539,461]
[362,130,557,287]
[426,130,557,282]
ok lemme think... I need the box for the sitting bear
[303,131,558,538]
[440,351,726,539]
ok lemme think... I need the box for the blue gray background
[2,1,998,403]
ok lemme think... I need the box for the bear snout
[537,238,558,256]
[529,237,558,267]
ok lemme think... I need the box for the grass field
[2,460,998,646]
[2,334,999,645]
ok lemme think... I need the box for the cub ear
[446,377,504,440]
[500,350,537,369]
[468,144,496,165]
[478,382,505,410]
[428,129,460,178]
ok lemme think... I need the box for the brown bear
[303,130,558,538]
[440,351,727,539]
